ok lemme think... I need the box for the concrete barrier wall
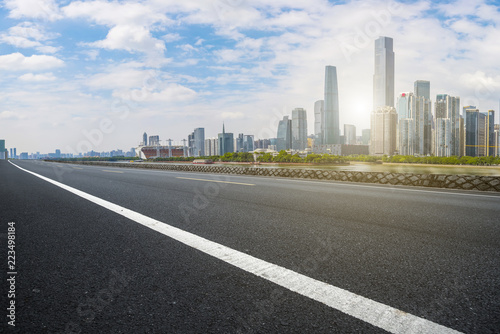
[55,161,500,192]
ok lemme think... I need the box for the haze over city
[1,0,499,154]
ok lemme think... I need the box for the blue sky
[0,0,499,154]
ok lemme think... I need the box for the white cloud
[0,53,64,71]
[162,33,182,43]
[85,63,162,91]
[0,22,61,53]
[90,25,166,54]
[4,0,62,21]
[0,110,26,120]
[18,72,56,81]
[116,83,197,103]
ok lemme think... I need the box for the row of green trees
[256,151,346,164]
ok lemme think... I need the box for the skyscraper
[314,100,324,145]
[373,36,395,110]
[292,108,308,151]
[218,124,234,155]
[276,116,292,151]
[193,127,205,157]
[343,124,356,145]
[143,132,148,146]
[414,80,430,100]
[0,140,6,159]
[243,135,254,152]
[323,66,340,144]
[370,106,397,156]
[465,108,495,157]
[435,94,461,156]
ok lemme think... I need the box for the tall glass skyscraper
[276,116,292,151]
[314,100,324,145]
[373,36,394,110]
[292,108,308,150]
[435,94,461,156]
[414,80,430,100]
[323,66,340,144]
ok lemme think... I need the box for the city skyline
[1,0,500,154]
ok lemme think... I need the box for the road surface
[1,160,499,333]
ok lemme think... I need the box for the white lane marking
[10,160,464,334]
[176,176,255,186]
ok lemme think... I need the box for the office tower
[276,116,292,151]
[218,124,234,155]
[465,108,495,157]
[13,148,16,159]
[292,107,308,151]
[324,66,340,144]
[435,95,461,156]
[148,135,160,146]
[243,135,254,152]
[434,118,451,157]
[0,140,6,159]
[370,106,397,155]
[414,80,430,100]
[192,128,205,157]
[344,124,356,145]
[236,133,244,152]
[373,36,395,110]
[204,138,218,156]
[143,132,147,146]
[10,148,13,158]
[314,100,324,145]
[396,92,412,120]
[459,117,465,157]
[397,93,432,156]
[494,124,500,157]
[487,110,495,156]
[361,129,371,145]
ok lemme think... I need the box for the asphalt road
[1,160,499,333]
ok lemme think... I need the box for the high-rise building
[243,135,254,152]
[236,133,244,152]
[192,128,205,157]
[435,118,453,157]
[143,132,148,146]
[397,92,432,156]
[343,124,356,145]
[292,108,308,151]
[0,140,6,159]
[373,36,395,110]
[218,124,234,155]
[361,129,371,145]
[435,95,461,156]
[414,80,430,100]
[324,66,340,144]
[396,92,412,120]
[314,100,324,145]
[465,108,495,157]
[494,124,500,157]
[487,110,495,157]
[205,138,218,156]
[276,116,292,151]
[370,106,397,156]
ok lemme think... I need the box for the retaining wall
[54,161,500,192]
